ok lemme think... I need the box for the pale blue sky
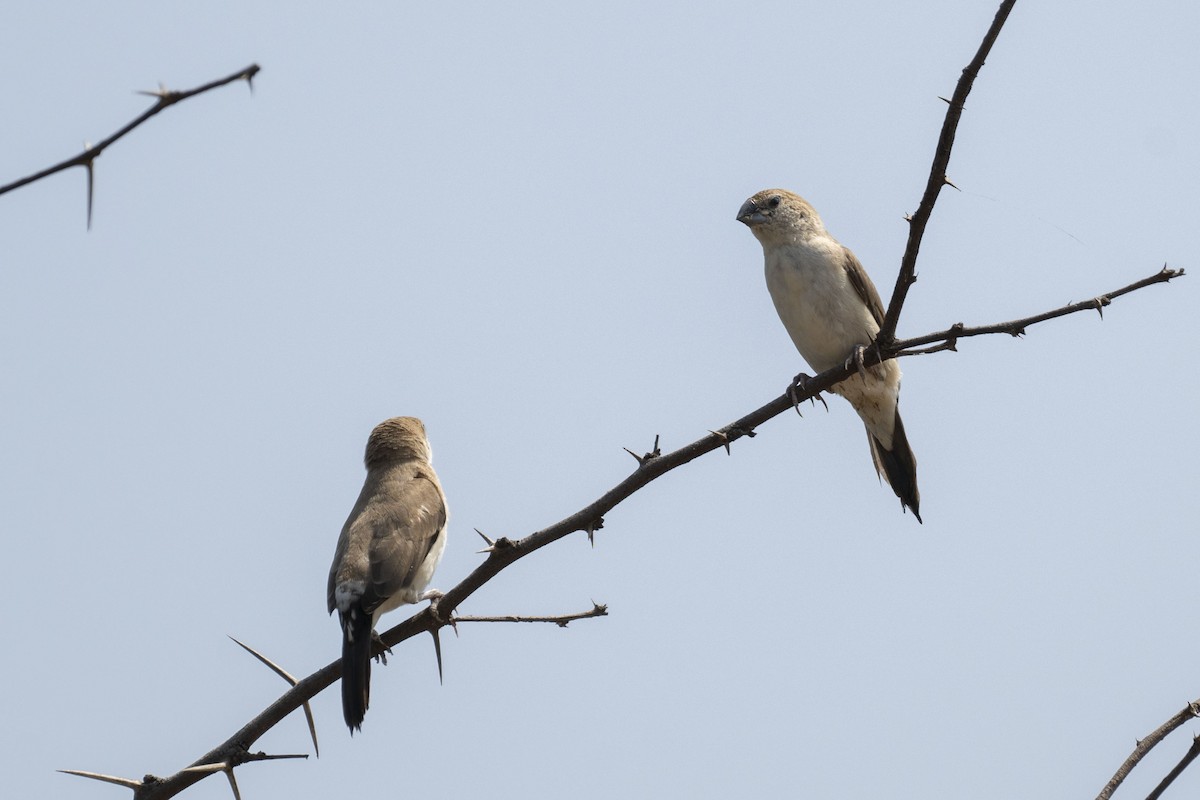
[3,2,1197,798]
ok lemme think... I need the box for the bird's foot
[788,373,829,416]
[420,588,444,602]
[371,630,392,666]
[844,345,870,378]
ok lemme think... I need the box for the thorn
[586,517,605,547]
[623,435,661,467]
[1092,296,1109,319]
[183,762,229,775]
[58,770,143,789]
[228,636,319,757]
[82,145,95,231]
[474,527,496,553]
[943,176,960,191]
[708,429,731,456]
[225,768,243,800]
[903,212,913,223]
[430,627,444,685]
[938,95,951,104]
[136,82,174,101]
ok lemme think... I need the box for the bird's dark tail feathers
[869,407,922,523]
[340,606,373,733]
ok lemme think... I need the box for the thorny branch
[32,4,1191,799]
[1096,699,1200,800]
[60,259,1182,799]
[0,63,259,228]
[877,0,1018,345]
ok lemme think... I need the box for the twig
[877,0,1018,344]
[893,266,1184,356]
[0,63,260,228]
[1096,699,1200,800]
[452,603,609,628]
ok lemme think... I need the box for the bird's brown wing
[841,247,886,329]
[362,469,447,612]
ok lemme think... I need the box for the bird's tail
[868,407,922,523]
[340,606,374,733]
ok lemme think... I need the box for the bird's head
[736,189,825,244]
[365,416,433,468]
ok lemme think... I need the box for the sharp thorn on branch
[136,82,171,99]
[430,627,444,686]
[83,150,95,231]
[586,517,604,547]
[227,636,320,756]
[183,762,229,775]
[708,429,731,456]
[57,769,143,789]
[225,768,243,800]
[474,527,495,549]
[943,175,960,191]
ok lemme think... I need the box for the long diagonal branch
[85,263,1179,800]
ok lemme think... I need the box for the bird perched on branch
[737,189,921,522]
[327,416,448,732]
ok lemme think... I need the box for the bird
[327,416,449,732]
[737,188,921,522]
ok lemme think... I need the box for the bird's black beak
[736,199,765,226]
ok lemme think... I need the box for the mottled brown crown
[738,188,827,243]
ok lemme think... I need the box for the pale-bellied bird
[738,189,921,521]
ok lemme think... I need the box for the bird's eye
[767,196,781,209]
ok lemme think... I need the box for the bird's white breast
[763,237,879,373]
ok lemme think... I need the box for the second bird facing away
[327,416,448,733]
[737,189,921,522]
